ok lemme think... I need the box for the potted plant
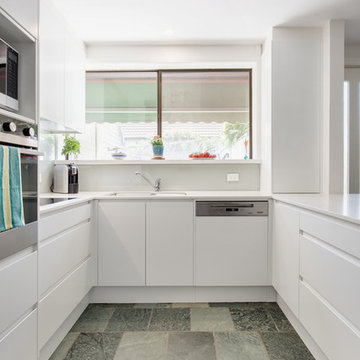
[61,134,80,160]
[151,135,164,159]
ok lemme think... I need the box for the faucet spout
[135,171,161,192]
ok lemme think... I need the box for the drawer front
[38,256,94,349]
[0,252,37,335]
[300,212,360,259]
[0,309,37,360]
[39,221,92,296]
[39,203,91,241]
[300,234,360,330]
[299,282,360,360]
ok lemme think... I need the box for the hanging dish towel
[0,145,25,232]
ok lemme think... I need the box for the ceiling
[52,0,360,44]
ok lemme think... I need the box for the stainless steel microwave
[0,38,18,111]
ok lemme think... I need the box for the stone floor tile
[64,332,122,360]
[79,304,116,320]
[191,308,234,331]
[261,332,315,360]
[113,332,168,360]
[49,332,79,360]
[172,303,209,308]
[149,308,191,331]
[70,318,109,333]
[134,303,171,309]
[105,308,152,332]
[168,332,216,360]
[267,307,294,332]
[229,308,277,331]
[214,332,268,360]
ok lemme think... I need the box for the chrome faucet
[135,171,161,192]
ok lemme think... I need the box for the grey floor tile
[210,302,279,309]
[64,332,123,360]
[70,318,110,333]
[105,308,152,332]
[80,304,116,320]
[230,308,277,331]
[267,307,294,332]
[168,332,216,360]
[261,332,315,360]
[172,303,209,308]
[149,308,191,331]
[134,303,171,309]
[214,332,268,360]
[191,308,234,331]
[49,332,79,360]
[114,332,168,360]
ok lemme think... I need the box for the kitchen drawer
[39,221,92,296]
[38,256,94,349]
[0,309,37,360]
[299,281,360,360]
[39,202,91,242]
[0,251,37,335]
[300,234,360,330]
[300,212,360,259]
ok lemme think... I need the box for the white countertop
[40,191,360,225]
[273,194,360,225]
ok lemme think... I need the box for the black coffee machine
[68,163,79,193]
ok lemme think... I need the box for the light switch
[227,173,239,182]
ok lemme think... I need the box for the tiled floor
[50,302,315,360]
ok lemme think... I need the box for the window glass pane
[65,72,157,160]
[161,71,250,160]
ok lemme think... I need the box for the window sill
[53,159,261,166]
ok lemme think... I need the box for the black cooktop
[40,198,76,206]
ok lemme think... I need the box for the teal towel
[0,145,25,232]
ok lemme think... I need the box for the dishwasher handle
[196,201,268,216]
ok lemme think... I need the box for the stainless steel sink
[110,191,187,197]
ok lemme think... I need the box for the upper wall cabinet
[1,0,39,38]
[39,0,85,133]
[272,28,322,193]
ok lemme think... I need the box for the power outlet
[227,173,239,182]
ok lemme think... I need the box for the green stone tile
[113,332,168,360]
[168,332,216,360]
[64,332,123,360]
[261,332,315,360]
[172,303,209,308]
[105,308,152,332]
[79,304,116,320]
[149,308,191,331]
[214,332,268,360]
[191,308,234,331]
[49,332,79,360]
[134,303,171,309]
[267,307,294,332]
[70,319,109,333]
[229,308,277,331]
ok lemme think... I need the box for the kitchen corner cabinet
[146,201,194,286]
[1,0,39,38]
[98,201,146,286]
[39,0,85,133]
[272,200,300,316]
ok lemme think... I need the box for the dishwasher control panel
[196,201,268,216]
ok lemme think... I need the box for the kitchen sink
[110,191,187,197]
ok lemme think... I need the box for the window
[62,69,252,160]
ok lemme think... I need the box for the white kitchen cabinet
[146,201,194,286]
[272,28,321,193]
[98,201,146,286]
[272,201,300,316]
[195,214,268,286]
[39,0,85,132]
[1,0,38,38]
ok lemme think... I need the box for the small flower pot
[152,145,164,158]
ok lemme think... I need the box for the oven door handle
[19,149,44,156]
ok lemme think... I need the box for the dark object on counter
[53,163,79,194]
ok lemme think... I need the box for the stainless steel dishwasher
[195,201,269,286]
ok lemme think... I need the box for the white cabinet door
[195,216,268,286]
[272,201,300,316]
[146,201,194,286]
[98,201,146,286]
[1,0,38,38]
[64,25,85,133]
[39,0,65,126]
